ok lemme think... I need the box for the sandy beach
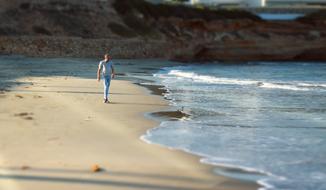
[0,74,259,190]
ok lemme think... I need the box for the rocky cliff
[0,0,326,62]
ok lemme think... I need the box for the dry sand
[0,76,258,190]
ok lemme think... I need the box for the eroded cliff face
[114,0,326,62]
[173,20,326,62]
[0,0,122,38]
[0,0,326,62]
[173,16,326,62]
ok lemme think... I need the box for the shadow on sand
[0,167,212,190]
[8,89,138,96]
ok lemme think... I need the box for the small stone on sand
[91,164,102,172]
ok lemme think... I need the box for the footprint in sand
[21,165,30,170]
[84,116,92,121]
[14,112,29,117]
[14,112,34,120]
[15,94,24,99]
[24,116,34,120]
[33,95,42,99]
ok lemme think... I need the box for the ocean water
[0,56,170,89]
[142,62,326,190]
[257,13,305,21]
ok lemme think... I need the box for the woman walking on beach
[97,53,115,103]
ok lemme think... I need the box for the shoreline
[0,71,259,190]
[137,82,267,189]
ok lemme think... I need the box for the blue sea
[257,13,304,21]
[142,62,326,190]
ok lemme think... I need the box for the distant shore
[1,0,326,62]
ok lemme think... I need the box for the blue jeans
[103,76,111,100]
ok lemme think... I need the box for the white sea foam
[298,83,326,88]
[259,83,308,91]
[168,70,258,85]
[166,70,326,91]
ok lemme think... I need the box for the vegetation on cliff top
[298,10,326,22]
[113,0,261,21]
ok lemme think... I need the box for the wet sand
[150,111,190,121]
[0,76,259,190]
